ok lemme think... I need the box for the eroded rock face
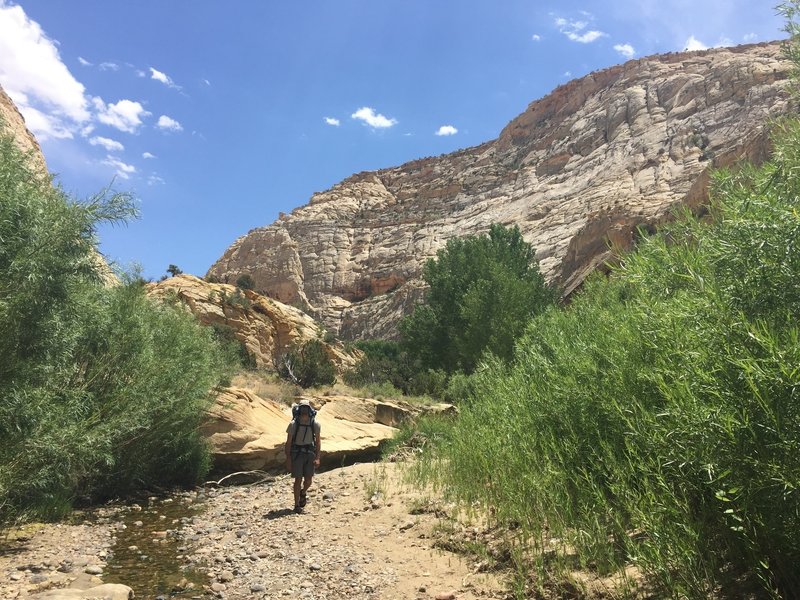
[208,42,792,339]
[146,274,359,371]
[203,388,455,473]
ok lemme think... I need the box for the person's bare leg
[293,477,302,508]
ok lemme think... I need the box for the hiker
[285,399,321,513]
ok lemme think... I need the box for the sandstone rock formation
[0,84,48,175]
[146,274,359,371]
[208,42,792,340]
[203,388,455,473]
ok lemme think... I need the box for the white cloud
[351,106,397,129]
[156,114,183,131]
[203,78,211,86]
[147,174,165,186]
[743,32,758,42]
[324,117,340,126]
[93,97,150,133]
[531,34,542,41]
[102,155,136,179]
[0,2,90,139]
[614,43,636,58]
[78,56,92,66]
[435,125,458,136]
[80,124,95,137]
[98,61,119,71]
[684,35,708,51]
[142,151,156,159]
[554,14,607,44]
[150,67,180,89]
[563,71,572,78]
[135,69,146,78]
[89,136,124,152]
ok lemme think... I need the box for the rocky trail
[0,462,509,600]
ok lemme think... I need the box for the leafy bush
[408,118,800,596]
[235,273,254,290]
[276,339,336,388]
[400,224,556,374]
[0,132,233,525]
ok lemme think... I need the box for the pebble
[85,565,103,575]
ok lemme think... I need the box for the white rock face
[208,42,792,339]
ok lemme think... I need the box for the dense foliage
[408,115,800,597]
[0,134,233,526]
[276,339,336,388]
[400,224,556,375]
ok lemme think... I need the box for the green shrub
[400,224,557,374]
[0,131,234,525]
[235,273,255,290]
[276,339,336,388]
[409,118,800,597]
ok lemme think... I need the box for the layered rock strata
[146,274,359,371]
[209,42,792,340]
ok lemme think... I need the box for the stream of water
[101,491,209,599]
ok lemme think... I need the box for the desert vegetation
[397,108,800,598]
[0,133,235,527]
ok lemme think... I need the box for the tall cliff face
[0,84,48,175]
[209,42,792,340]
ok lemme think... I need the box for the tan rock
[33,583,134,599]
[146,274,358,371]
[207,42,792,339]
[202,388,452,473]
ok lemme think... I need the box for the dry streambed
[1,463,508,599]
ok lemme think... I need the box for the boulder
[33,583,134,600]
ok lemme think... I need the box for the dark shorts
[291,447,315,479]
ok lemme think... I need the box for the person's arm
[314,423,321,467]
[285,430,293,471]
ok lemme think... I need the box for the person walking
[285,399,321,513]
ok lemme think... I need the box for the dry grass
[230,370,301,406]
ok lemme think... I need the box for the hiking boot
[299,491,307,508]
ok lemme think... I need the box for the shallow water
[102,492,208,599]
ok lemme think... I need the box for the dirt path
[1,462,510,599]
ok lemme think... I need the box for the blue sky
[0,1,786,280]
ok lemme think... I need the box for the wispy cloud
[98,61,119,71]
[147,174,165,186]
[351,107,397,129]
[324,117,340,126]
[156,114,183,132]
[0,1,90,139]
[684,35,708,51]
[89,135,124,152]
[93,98,150,133]
[78,56,92,67]
[554,15,607,43]
[150,67,181,90]
[614,43,636,58]
[531,34,542,42]
[102,155,136,179]
[142,151,156,159]
[435,125,458,136]
[743,32,758,42]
